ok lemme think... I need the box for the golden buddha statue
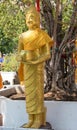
[17,6,54,128]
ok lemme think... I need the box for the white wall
[1,72,16,85]
[0,96,77,130]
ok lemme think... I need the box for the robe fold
[18,28,53,114]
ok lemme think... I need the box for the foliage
[2,53,19,71]
[0,0,26,54]
[0,0,35,71]
[22,0,34,5]
[62,1,73,31]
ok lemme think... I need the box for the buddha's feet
[22,121,33,128]
[31,113,43,128]
[22,114,34,128]
[31,121,42,128]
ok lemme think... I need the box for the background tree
[0,0,77,100]
[41,0,77,95]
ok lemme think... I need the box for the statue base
[39,122,53,129]
[21,122,53,130]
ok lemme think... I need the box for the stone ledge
[0,127,53,130]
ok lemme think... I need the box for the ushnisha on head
[25,6,40,30]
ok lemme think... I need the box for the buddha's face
[26,12,40,29]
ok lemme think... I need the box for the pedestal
[39,122,53,130]
[21,122,53,130]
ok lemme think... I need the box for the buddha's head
[25,6,40,30]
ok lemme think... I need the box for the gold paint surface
[17,6,54,128]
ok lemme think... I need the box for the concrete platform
[0,96,77,130]
[0,127,45,130]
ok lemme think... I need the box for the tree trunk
[41,0,77,93]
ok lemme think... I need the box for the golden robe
[18,28,53,114]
